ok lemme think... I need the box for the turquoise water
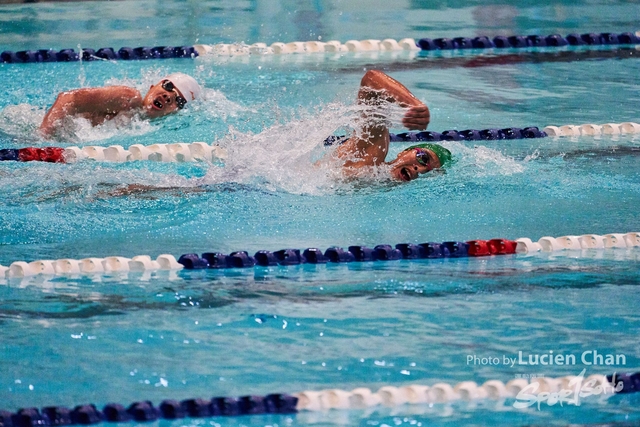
[1,1,640,426]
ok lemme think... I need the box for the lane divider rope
[193,39,421,56]
[0,370,638,425]
[1,121,639,165]
[328,126,547,145]
[542,122,640,137]
[2,31,639,63]
[295,371,637,411]
[415,31,640,51]
[0,393,298,426]
[1,232,638,278]
[187,31,640,56]
[0,255,183,278]
[0,46,198,63]
[0,143,227,164]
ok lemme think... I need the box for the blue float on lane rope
[417,31,639,51]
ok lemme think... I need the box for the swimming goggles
[415,148,431,168]
[161,80,187,109]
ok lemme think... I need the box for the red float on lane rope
[488,239,517,254]
[467,240,491,256]
[17,147,66,163]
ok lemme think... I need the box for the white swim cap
[164,72,202,103]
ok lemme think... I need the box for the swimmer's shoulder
[70,86,143,113]
[62,85,140,97]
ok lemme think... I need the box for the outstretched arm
[40,86,143,138]
[335,70,430,167]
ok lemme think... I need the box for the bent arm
[358,70,431,131]
[336,70,430,167]
[358,69,423,108]
[40,86,142,137]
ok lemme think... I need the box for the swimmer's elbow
[38,124,52,139]
[360,70,384,88]
[40,93,73,139]
[39,117,50,131]
[39,116,60,139]
[49,91,79,116]
[55,91,76,106]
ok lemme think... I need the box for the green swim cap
[404,143,453,168]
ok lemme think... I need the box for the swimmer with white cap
[40,72,202,138]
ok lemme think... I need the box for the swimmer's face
[388,148,441,182]
[142,80,186,119]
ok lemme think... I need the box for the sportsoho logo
[513,369,624,410]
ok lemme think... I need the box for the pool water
[1,1,639,426]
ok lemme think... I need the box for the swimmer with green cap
[334,70,451,182]
[389,142,453,181]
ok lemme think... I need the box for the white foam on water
[198,101,361,195]
[437,140,526,179]
[0,104,46,141]
[0,152,203,207]
[65,114,157,144]
[198,88,250,120]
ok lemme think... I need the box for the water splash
[0,162,196,200]
[0,104,45,143]
[193,100,530,195]
[440,141,526,178]
[199,101,358,195]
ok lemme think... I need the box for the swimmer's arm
[40,86,143,137]
[358,70,430,130]
[335,70,430,167]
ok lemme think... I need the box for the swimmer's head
[142,73,202,119]
[388,143,452,182]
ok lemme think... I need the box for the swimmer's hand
[402,104,430,130]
